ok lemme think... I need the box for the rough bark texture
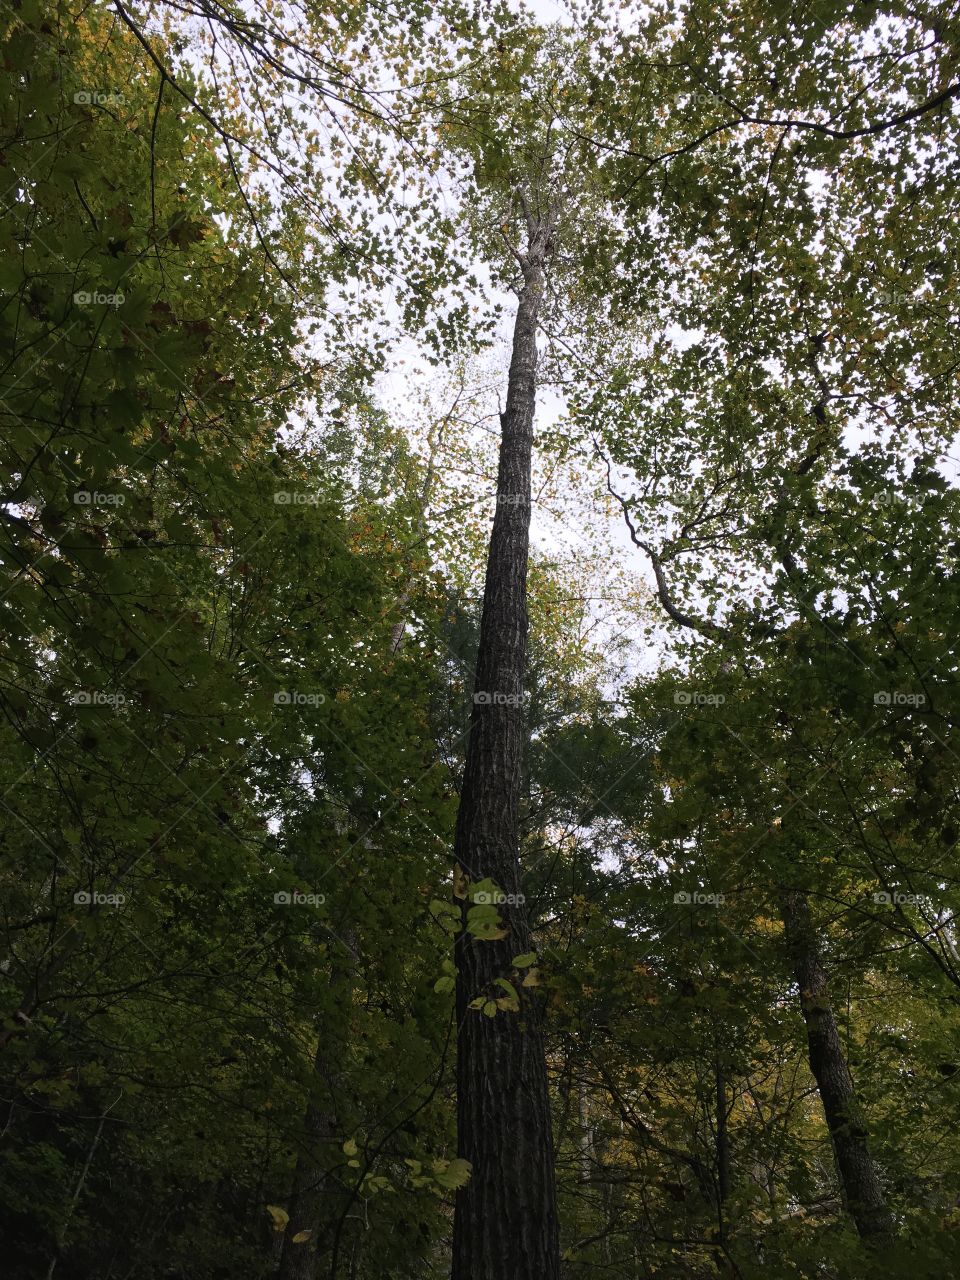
[451,215,561,1280]
[780,889,894,1242]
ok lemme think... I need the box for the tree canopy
[2,1,959,1277]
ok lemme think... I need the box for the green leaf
[494,977,519,1002]
[432,1157,472,1190]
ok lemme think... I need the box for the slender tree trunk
[46,1092,120,1277]
[277,953,354,1280]
[282,521,428,1278]
[780,889,894,1242]
[715,1060,730,1208]
[578,1078,593,1185]
[388,389,452,654]
[276,1057,336,1280]
[451,213,561,1280]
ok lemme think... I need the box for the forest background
[1,0,959,1277]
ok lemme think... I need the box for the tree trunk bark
[780,889,894,1242]
[277,940,356,1280]
[578,1078,593,1185]
[451,214,561,1280]
[277,1047,340,1278]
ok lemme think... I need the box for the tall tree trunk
[780,889,893,1242]
[277,943,356,1280]
[451,212,561,1280]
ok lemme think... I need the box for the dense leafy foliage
[2,1,959,1277]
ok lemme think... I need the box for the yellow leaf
[292,1231,312,1244]
[266,1205,289,1232]
[453,864,469,899]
